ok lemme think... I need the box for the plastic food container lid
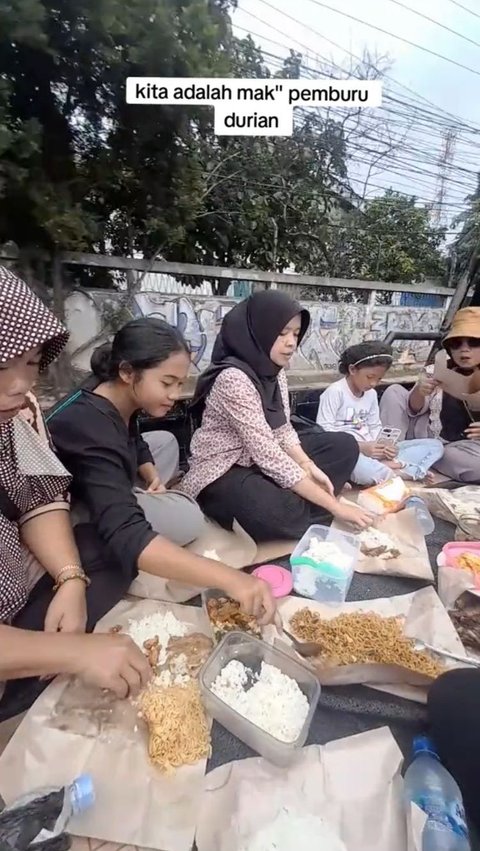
[290,556,350,579]
[252,564,293,597]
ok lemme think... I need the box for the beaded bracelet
[55,564,83,582]
[53,571,91,592]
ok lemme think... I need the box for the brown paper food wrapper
[438,559,480,611]
[0,599,212,851]
[436,553,480,663]
[195,727,412,851]
[333,508,433,581]
[356,477,409,516]
[434,354,480,410]
[128,518,256,602]
[419,487,480,542]
[267,587,464,703]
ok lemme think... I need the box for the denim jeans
[351,438,444,486]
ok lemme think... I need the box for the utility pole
[432,128,457,228]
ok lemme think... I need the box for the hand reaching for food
[333,503,374,530]
[225,571,277,625]
[73,633,152,698]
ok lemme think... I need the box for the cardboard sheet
[195,727,413,851]
[0,599,212,851]
[333,508,433,581]
[129,519,257,602]
[269,587,464,703]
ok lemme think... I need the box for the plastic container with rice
[199,632,320,766]
[290,524,359,604]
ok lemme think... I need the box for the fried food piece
[206,596,261,640]
[457,552,480,575]
[167,633,213,677]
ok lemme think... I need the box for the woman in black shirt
[379,307,480,483]
[48,318,275,622]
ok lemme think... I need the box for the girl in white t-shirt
[316,341,444,485]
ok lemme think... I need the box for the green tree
[324,190,446,284]
[0,0,237,280]
[0,3,352,294]
[452,173,480,291]
[170,42,349,285]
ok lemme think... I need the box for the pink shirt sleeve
[211,369,305,489]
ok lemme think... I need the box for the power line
[236,29,479,193]
[252,0,480,132]
[446,0,480,21]
[236,5,480,179]
[235,15,480,143]
[233,7,478,214]
[303,0,480,78]
[385,0,480,48]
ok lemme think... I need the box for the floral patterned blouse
[181,368,305,498]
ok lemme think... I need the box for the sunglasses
[447,337,480,349]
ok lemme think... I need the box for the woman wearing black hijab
[181,291,371,541]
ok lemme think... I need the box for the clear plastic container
[289,524,359,604]
[199,631,320,766]
[441,542,480,590]
[201,587,262,642]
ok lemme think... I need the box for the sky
[231,0,480,233]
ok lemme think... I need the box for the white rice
[293,565,318,598]
[303,539,351,570]
[211,661,309,743]
[239,808,347,851]
[126,611,188,667]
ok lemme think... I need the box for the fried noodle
[289,608,444,678]
[139,680,211,772]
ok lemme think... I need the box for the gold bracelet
[55,564,83,582]
[53,571,91,592]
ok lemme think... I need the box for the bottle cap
[71,774,95,814]
[412,735,439,759]
[252,565,293,597]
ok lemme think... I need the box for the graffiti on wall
[66,289,445,374]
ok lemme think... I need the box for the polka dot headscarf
[0,267,71,622]
[0,266,69,369]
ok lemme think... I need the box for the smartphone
[377,426,401,446]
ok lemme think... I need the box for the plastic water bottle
[0,774,95,846]
[404,496,435,535]
[404,736,470,851]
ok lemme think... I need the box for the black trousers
[0,528,132,722]
[198,426,359,542]
[428,669,480,831]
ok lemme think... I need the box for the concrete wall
[65,288,444,374]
